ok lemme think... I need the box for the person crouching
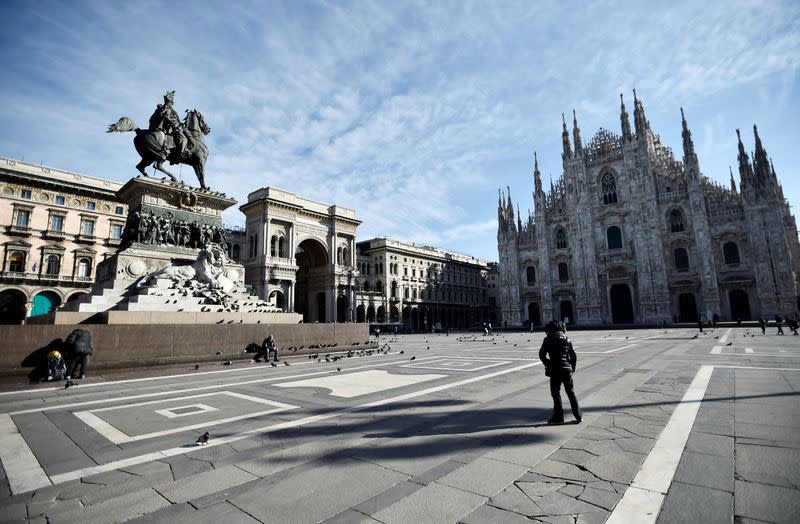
[539,321,582,424]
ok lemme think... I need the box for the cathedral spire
[729,166,737,193]
[533,151,543,195]
[752,124,771,186]
[561,113,572,161]
[680,107,696,163]
[572,109,583,156]
[736,128,754,187]
[619,93,632,141]
[633,88,649,138]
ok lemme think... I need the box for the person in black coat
[65,328,93,379]
[539,321,581,424]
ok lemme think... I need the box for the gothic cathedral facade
[497,92,800,327]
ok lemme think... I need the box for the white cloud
[1,0,799,262]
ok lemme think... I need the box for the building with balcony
[355,237,490,331]
[0,157,127,323]
[497,93,800,327]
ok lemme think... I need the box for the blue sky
[1,0,798,262]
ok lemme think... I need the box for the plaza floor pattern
[0,327,797,523]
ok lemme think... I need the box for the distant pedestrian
[65,328,93,379]
[539,320,581,424]
[775,314,785,335]
[712,313,718,329]
[788,317,799,336]
[488,323,493,336]
[697,315,704,333]
[759,317,767,334]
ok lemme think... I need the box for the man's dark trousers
[550,368,580,422]
[67,354,90,378]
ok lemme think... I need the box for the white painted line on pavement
[603,344,637,354]
[275,370,445,398]
[718,329,732,344]
[714,365,800,371]
[710,346,722,354]
[745,347,754,354]
[0,413,51,493]
[9,356,441,416]
[607,365,714,524]
[45,360,541,490]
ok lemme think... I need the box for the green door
[31,291,61,316]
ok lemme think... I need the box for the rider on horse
[148,91,188,162]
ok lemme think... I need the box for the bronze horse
[107,109,211,189]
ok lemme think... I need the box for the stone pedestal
[59,177,297,324]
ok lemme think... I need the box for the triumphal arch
[239,188,360,323]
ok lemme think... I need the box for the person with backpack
[539,320,582,424]
[65,328,93,379]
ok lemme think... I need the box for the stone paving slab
[673,450,734,492]
[734,480,800,523]
[154,464,257,503]
[735,443,800,488]
[228,457,407,523]
[436,456,529,497]
[371,481,486,524]
[57,487,171,524]
[656,481,732,524]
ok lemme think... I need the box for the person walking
[759,316,767,334]
[539,320,581,424]
[775,314,785,335]
[65,328,93,379]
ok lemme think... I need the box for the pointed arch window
[526,266,536,285]
[606,226,623,250]
[723,242,740,265]
[558,262,569,282]
[601,172,618,205]
[674,248,689,272]
[669,209,685,233]
[555,229,567,250]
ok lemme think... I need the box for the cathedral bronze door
[559,301,573,324]
[729,289,751,321]
[610,284,634,324]
[678,293,697,322]
[528,302,541,326]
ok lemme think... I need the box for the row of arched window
[5,251,93,277]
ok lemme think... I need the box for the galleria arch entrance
[610,284,634,324]
[294,239,328,323]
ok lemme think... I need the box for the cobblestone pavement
[0,327,797,523]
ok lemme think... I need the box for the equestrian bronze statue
[107,91,211,189]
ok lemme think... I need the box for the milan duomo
[497,91,800,327]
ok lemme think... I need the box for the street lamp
[346,267,359,322]
[428,271,443,332]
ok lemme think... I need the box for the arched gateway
[239,188,361,323]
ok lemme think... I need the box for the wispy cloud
[1,0,798,260]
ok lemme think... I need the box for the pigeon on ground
[399,350,404,354]
[271,362,277,367]
[284,361,290,366]
[196,432,210,445]
[222,360,232,366]
[194,364,199,370]
[64,380,76,389]
[337,367,341,372]
[216,351,223,355]
[410,356,416,361]
[726,342,732,346]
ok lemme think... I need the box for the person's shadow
[22,338,65,383]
